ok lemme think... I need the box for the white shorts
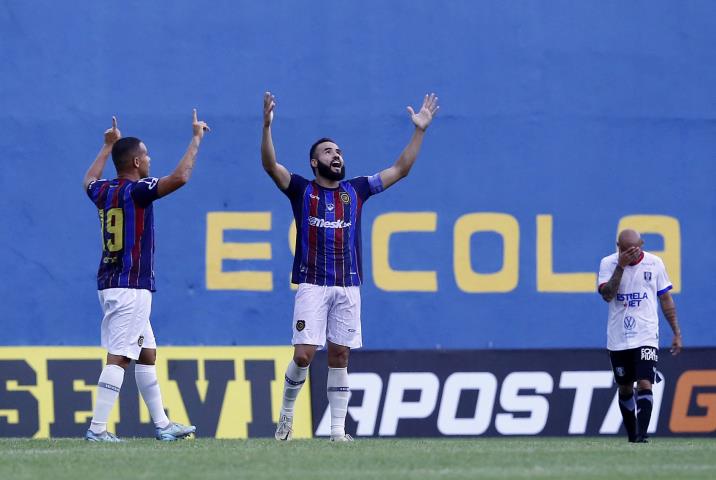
[292,283,362,349]
[98,288,156,360]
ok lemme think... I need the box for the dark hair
[309,137,335,174]
[111,137,142,171]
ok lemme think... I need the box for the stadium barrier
[310,348,716,438]
[0,347,311,439]
[1,347,714,438]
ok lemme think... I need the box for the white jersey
[598,251,672,351]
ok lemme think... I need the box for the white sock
[135,363,171,429]
[280,360,308,418]
[327,367,350,437]
[90,364,125,434]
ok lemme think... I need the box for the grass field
[1,437,715,480]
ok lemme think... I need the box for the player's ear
[133,156,140,168]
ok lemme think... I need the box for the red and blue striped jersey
[86,177,160,291]
[283,173,384,286]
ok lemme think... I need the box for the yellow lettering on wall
[206,212,272,291]
[454,213,519,292]
[537,214,595,292]
[372,212,438,292]
[617,215,681,293]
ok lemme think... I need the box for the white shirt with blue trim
[598,251,673,351]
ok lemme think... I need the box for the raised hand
[408,93,439,131]
[264,92,276,127]
[617,246,640,268]
[192,108,211,139]
[103,116,121,145]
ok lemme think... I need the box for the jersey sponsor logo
[623,316,636,331]
[139,178,158,189]
[640,347,658,362]
[308,216,351,229]
[616,292,648,307]
[644,272,652,281]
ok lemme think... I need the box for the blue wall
[1,1,714,349]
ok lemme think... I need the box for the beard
[317,161,346,181]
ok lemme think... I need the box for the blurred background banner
[310,349,716,437]
[1,1,714,350]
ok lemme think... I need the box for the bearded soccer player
[82,111,210,441]
[598,229,682,443]
[261,92,439,441]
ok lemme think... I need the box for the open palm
[408,93,439,130]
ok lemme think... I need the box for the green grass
[1,438,715,480]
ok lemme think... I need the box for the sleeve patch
[367,173,384,195]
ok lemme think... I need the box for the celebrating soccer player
[83,110,210,442]
[261,91,439,441]
[597,229,682,443]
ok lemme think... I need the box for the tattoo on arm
[660,295,681,336]
[599,266,624,302]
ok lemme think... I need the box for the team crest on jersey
[326,203,335,212]
[137,335,144,347]
[340,192,350,204]
[623,316,636,330]
[615,367,625,377]
[644,271,652,281]
[296,320,306,332]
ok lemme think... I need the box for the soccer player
[598,229,682,443]
[261,91,439,441]
[83,110,210,442]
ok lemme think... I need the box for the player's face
[617,238,644,256]
[312,142,345,181]
[136,142,151,177]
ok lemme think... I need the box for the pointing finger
[407,106,415,116]
[112,116,117,130]
[193,108,198,123]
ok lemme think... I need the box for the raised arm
[659,291,682,355]
[157,109,210,198]
[379,93,439,190]
[83,116,121,189]
[261,92,290,190]
[598,246,640,302]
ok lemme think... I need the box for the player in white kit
[598,229,682,443]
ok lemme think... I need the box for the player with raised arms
[83,110,209,441]
[261,91,439,441]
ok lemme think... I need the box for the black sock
[618,392,637,441]
[637,389,653,438]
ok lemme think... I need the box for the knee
[293,352,313,368]
[107,355,131,370]
[637,380,653,392]
[327,349,349,368]
[137,349,157,366]
[618,384,634,397]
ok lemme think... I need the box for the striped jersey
[86,177,160,291]
[283,173,384,286]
